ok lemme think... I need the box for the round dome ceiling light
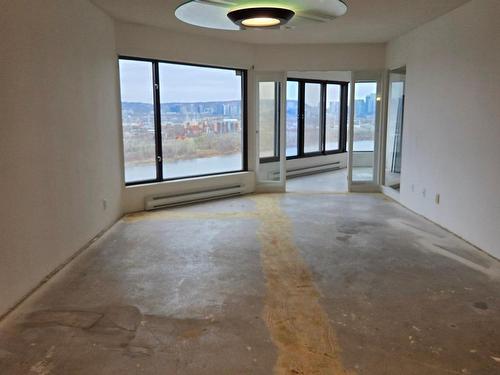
[227,7,295,29]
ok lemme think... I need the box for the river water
[125,142,373,182]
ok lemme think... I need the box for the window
[353,82,377,152]
[258,82,279,160]
[352,80,378,182]
[286,81,299,157]
[304,83,322,153]
[285,79,347,160]
[119,60,157,183]
[159,62,244,179]
[119,57,247,185]
[325,84,341,151]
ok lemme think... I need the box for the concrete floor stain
[124,209,256,223]
[126,195,355,373]
[253,194,354,375]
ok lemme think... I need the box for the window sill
[286,150,346,161]
[125,170,249,188]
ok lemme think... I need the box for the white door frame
[348,71,384,192]
[379,68,406,202]
[254,71,287,193]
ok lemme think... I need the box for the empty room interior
[2,0,500,374]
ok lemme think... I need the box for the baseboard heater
[145,184,244,211]
[287,161,341,178]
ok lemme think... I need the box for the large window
[285,79,347,159]
[119,57,246,185]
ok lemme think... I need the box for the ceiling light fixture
[227,7,295,29]
[175,1,348,31]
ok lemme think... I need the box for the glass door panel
[384,68,406,191]
[352,81,377,181]
[255,72,286,192]
[325,84,341,151]
[348,72,382,191]
[286,81,299,157]
[259,82,279,161]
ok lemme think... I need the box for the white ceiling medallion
[175,0,348,31]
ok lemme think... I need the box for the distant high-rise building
[355,99,366,117]
[366,93,376,115]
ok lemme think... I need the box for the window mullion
[340,83,348,153]
[152,61,163,181]
[275,82,280,158]
[298,82,305,156]
[320,83,326,153]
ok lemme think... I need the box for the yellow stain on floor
[254,194,354,375]
[124,194,354,373]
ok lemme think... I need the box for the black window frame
[119,55,248,186]
[286,78,348,161]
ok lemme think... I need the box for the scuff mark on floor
[253,194,354,375]
[25,310,102,329]
[20,305,218,362]
[387,218,500,279]
[30,345,55,375]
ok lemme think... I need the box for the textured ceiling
[91,0,470,44]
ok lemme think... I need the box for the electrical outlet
[435,194,440,205]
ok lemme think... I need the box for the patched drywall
[386,0,500,258]
[0,0,123,316]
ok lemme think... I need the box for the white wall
[115,22,386,72]
[255,43,386,71]
[0,0,123,316]
[115,22,255,70]
[124,172,255,213]
[386,0,500,258]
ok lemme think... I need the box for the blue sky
[119,60,242,103]
[119,59,376,103]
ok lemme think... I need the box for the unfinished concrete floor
[287,169,348,193]
[1,193,500,374]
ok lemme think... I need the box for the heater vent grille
[145,184,244,210]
